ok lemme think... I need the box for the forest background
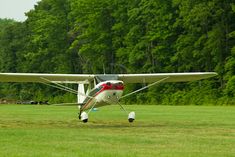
[0,0,235,105]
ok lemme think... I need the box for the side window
[97,86,103,92]
[118,82,123,86]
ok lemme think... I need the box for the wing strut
[121,77,169,99]
[40,77,93,99]
[40,80,77,94]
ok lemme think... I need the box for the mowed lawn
[0,104,235,157]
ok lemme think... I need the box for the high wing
[0,72,217,84]
[0,73,95,84]
[117,72,217,83]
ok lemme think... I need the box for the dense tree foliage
[0,0,235,105]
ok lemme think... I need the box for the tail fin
[77,84,86,104]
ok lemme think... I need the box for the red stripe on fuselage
[95,83,123,96]
[81,84,124,111]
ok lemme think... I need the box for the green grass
[0,104,235,157]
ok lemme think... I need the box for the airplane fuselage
[80,80,124,111]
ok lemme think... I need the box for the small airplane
[0,72,217,123]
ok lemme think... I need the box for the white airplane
[0,72,217,123]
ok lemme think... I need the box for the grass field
[0,104,235,157]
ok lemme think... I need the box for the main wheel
[81,112,88,123]
[128,111,135,123]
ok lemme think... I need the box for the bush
[224,76,235,98]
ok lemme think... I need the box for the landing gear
[78,102,136,123]
[128,111,135,123]
[78,101,98,123]
[80,112,88,123]
[117,102,136,123]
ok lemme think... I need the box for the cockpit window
[114,82,123,86]
[98,86,103,90]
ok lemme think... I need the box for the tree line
[0,0,235,105]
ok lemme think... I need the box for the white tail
[77,84,86,104]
